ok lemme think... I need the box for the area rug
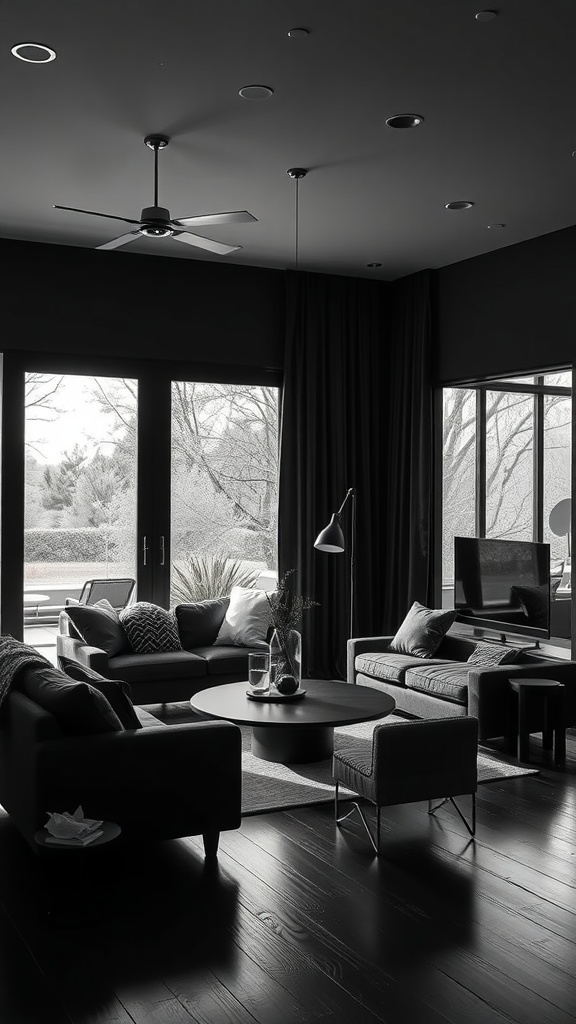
[145,704,538,816]
[239,717,539,815]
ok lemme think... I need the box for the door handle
[160,535,165,566]
[142,535,149,566]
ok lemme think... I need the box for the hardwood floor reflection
[0,728,574,1024]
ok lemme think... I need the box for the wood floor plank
[0,729,574,1024]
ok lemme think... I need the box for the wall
[0,238,285,371]
[436,224,576,383]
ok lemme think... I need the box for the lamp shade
[314,513,345,552]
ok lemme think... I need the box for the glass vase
[269,628,302,694]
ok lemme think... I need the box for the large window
[442,371,572,596]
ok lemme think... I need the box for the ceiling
[3,0,576,281]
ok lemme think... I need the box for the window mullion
[476,390,486,537]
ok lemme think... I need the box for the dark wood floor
[0,729,575,1024]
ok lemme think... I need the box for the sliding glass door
[169,380,279,604]
[0,352,280,641]
[23,372,138,630]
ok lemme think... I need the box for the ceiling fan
[54,135,256,254]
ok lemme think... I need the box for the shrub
[171,553,261,604]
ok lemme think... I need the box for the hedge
[24,528,126,562]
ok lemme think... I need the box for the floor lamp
[314,487,356,637]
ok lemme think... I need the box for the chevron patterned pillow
[119,601,182,654]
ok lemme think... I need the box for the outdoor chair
[333,716,478,855]
[65,578,136,611]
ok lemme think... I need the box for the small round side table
[507,679,566,766]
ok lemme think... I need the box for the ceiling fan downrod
[142,135,171,236]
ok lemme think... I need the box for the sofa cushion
[175,598,228,649]
[64,599,130,657]
[467,642,521,666]
[355,652,453,686]
[389,602,457,659]
[192,645,255,676]
[19,665,123,735]
[62,661,142,729]
[214,587,271,648]
[404,664,469,705]
[106,649,207,684]
[119,602,182,654]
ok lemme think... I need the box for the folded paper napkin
[45,805,103,839]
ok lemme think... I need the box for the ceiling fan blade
[173,211,257,227]
[96,232,141,251]
[172,231,241,255]
[54,205,140,226]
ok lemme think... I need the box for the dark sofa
[57,596,265,705]
[348,631,576,743]
[0,658,242,855]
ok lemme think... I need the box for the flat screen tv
[454,536,550,641]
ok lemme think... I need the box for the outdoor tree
[42,444,88,512]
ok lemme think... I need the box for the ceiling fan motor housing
[139,206,173,236]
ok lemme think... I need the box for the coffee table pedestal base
[252,725,334,763]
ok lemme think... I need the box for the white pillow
[214,586,271,648]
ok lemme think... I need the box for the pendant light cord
[287,168,307,272]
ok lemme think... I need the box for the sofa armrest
[34,720,242,843]
[56,633,110,676]
[347,636,394,684]
[372,716,478,804]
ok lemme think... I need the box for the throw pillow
[214,586,271,648]
[175,597,229,649]
[389,602,457,659]
[64,599,130,657]
[62,662,142,729]
[19,665,123,735]
[119,601,182,654]
[467,642,520,666]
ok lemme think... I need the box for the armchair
[334,716,478,854]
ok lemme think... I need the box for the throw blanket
[0,635,52,711]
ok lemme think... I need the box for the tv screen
[454,536,550,640]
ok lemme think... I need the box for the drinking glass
[248,652,270,694]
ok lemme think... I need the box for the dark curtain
[278,268,436,679]
[278,270,389,678]
[379,270,436,629]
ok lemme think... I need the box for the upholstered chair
[333,716,478,855]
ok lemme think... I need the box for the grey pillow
[214,586,271,648]
[175,598,229,649]
[119,601,182,654]
[64,598,130,657]
[467,642,519,666]
[19,665,123,735]
[389,602,457,659]
[63,662,142,729]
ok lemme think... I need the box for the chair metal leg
[429,793,476,837]
[335,782,381,855]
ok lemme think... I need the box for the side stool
[507,678,566,765]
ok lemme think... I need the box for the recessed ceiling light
[385,114,424,129]
[366,263,382,268]
[238,85,274,100]
[288,27,309,38]
[475,10,497,22]
[445,201,474,210]
[11,41,56,63]
[487,223,506,230]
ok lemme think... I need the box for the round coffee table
[190,679,396,763]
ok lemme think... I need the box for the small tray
[246,688,307,703]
